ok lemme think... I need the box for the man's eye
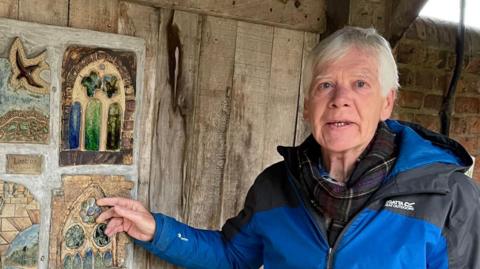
[356,80,367,88]
[319,82,334,89]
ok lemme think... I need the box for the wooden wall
[0,1,319,268]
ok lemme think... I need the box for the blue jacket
[136,120,480,268]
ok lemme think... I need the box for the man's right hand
[96,197,156,242]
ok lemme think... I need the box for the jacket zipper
[285,163,448,269]
[326,248,333,269]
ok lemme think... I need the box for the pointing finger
[96,207,121,223]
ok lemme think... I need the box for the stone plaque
[6,154,43,175]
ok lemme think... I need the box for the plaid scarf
[296,121,397,245]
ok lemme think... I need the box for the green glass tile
[85,99,101,151]
[65,224,85,249]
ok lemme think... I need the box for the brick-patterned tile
[1,219,16,232]
[0,231,17,243]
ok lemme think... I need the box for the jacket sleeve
[134,187,264,269]
[428,175,480,268]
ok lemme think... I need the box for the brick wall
[392,17,480,181]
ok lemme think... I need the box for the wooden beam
[325,0,428,46]
[129,0,326,33]
[388,0,429,47]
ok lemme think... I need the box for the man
[97,26,480,268]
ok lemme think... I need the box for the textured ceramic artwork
[0,180,41,268]
[0,38,50,144]
[49,175,133,268]
[60,47,136,166]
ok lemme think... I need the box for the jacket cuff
[133,213,166,250]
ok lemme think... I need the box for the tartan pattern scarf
[297,121,397,245]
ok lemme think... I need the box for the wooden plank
[0,0,18,19]
[117,2,159,269]
[148,9,201,269]
[19,0,68,26]
[261,27,304,167]
[295,32,319,145]
[219,21,274,223]
[181,16,237,229]
[69,0,119,33]
[133,0,326,33]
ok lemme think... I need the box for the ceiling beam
[129,0,327,32]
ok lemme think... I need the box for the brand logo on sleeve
[177,233,189,242]
[385,200,415,211]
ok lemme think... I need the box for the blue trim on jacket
[385,119,461,179]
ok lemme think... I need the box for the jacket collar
[278,120,473,196]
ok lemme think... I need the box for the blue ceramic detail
[83,248,93,269]
[69,102,81,149]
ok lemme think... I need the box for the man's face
[303,47,395,155]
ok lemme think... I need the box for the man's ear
[380,89,396,120]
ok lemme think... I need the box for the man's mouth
[327,121,353,127]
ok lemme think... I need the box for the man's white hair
[303,26,400,98]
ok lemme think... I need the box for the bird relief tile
[0,38,50,144]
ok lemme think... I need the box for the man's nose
[328,85,352,108]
